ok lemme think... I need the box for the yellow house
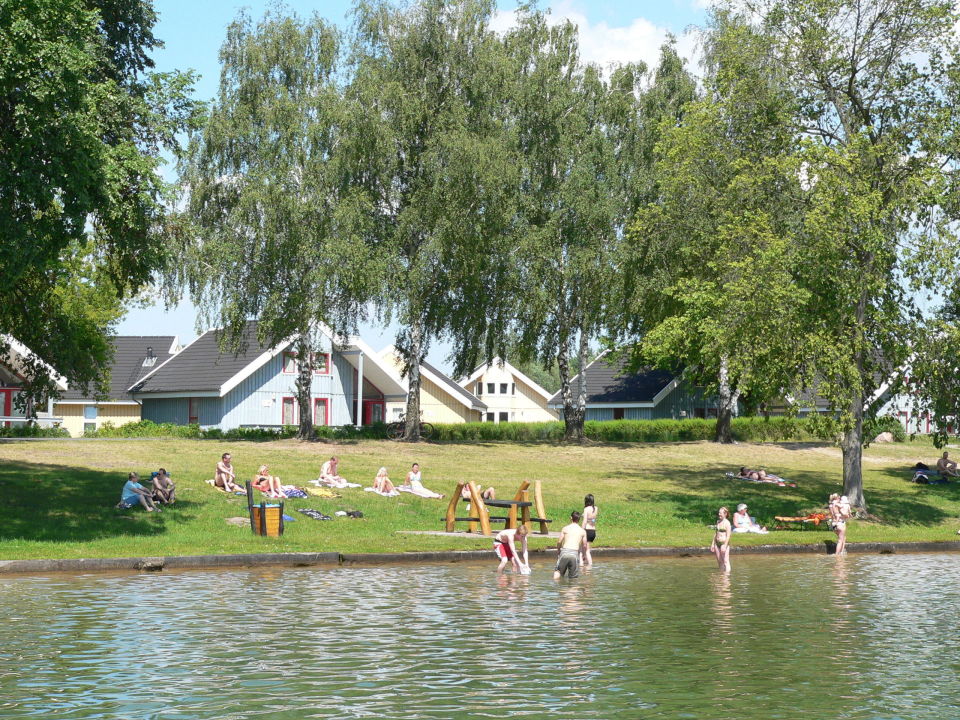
[459,357,559,423]
[378,346,486,423]
[55,336,180,436]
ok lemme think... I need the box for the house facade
[379,347,486,423]
[132,322,406,429]
[547,351,724,421]
[55,336,180,436]
[459,358,558,423]
[0,336,66,428]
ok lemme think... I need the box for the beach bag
[915,462,930,470]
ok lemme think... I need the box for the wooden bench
[443,480,551,535]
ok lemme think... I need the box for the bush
[83,419,387,441]
[0,424,70,438]
[864,415,907,443]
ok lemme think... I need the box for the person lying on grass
[152,468,176,504]
[120,472,159,512]
[737,467,795,486]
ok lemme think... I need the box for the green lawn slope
[0,437,956,560]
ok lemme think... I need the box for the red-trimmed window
[312,352,331,375]
[282,396,297,425]
[314,398,329,426]
[282,352,297,374]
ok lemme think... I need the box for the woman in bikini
[373,467,397,495]
[830,493,851,555]
[253,464,286,498]
[710,506,732,573]
[581,493,598,567]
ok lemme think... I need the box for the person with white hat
[731,503,768,533]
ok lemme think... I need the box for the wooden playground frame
[444,480,551,536]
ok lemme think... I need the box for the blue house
[547,350,727,421]
[131,322,406,429]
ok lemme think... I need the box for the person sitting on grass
[215,452,245,494]
[253,464,286,498]
[318,456,347,487]
[402,462,444,499]
[937,452,959,479]
[120,472,159,512]
[151,468,176,504]
[731,503,767,533]
[372,467,397,495]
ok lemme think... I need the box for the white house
[459,358,558,423]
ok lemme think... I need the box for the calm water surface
[2,554,960,719]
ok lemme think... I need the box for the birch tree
[177,8,375,440]
[342,0,515,440]
[505,10,656,442]
[626,14,808,444]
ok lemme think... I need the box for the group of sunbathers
[912,452,958,483]
[118,469,176,511]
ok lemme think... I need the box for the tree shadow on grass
[0,461,198,543]
[616,464,952,528]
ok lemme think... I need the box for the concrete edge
[3,541,960,575]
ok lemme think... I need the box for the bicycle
[387,414,434,441]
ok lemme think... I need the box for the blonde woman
[829,493,851,555]
[370,467,398,497]
[253,464,286,498]
[710,506,732,573]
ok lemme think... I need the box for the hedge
[0,425,70,438]
[78,416,906,445]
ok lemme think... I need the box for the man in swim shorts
[494,525,529,573]
[554,511,588,580]
[937,452,959,479]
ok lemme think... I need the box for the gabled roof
[0,335,68,391]
[379,346,486,411]
[459,357,555,401]
[132,321,406,398]
[60,336,179,402]
[547,351,677,406]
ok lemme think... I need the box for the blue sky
[120,0,709,371]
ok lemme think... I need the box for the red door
[363,400,385,424]
[0,389,12,428]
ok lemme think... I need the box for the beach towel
[364,486,399,497]
[305,486,341,498]
[298,508,333,521]
[310,478,361,489]
[281,486,308,498]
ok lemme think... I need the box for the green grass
[0,436,957,560]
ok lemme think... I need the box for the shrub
[0,424,70,438]
[864,415,907,443]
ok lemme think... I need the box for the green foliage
[0,425,70,439]
[85,420,393,441]
[429,417,823,443]
[0,0,199,402]
[863,416,908,444]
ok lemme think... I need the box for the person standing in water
[580,494,598,567]
[493,525,529,574]
[710,506,732,573]
[830,493,852,555]
[554,511,588,580]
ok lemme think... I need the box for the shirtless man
[152,468,176,504]
[554,511,588,580]
[319,456,345,486]
[937,452,959,479]
[493,525,529,574]
[215,452,245,493]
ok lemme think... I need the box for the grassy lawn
[0,436,958,560]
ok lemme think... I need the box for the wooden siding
[56,402,143,436]
[141,341,361,429]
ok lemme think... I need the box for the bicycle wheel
[420,422,435,441]
[387,422,405,441]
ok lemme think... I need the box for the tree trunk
[715,356,739,444]
[841,394,867,511]
[403,318,424,442]
[295,334,314,441]
[557,318,577,442]
[569,319,589,443]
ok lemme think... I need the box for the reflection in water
[3,555,960,719]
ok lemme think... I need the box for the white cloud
[491,1,703,79]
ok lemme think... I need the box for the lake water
[2,554,960,719]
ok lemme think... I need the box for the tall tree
[625,15,808,443]
[0,0,198,401]
[738,0,960,509]
[177,7,375,440]
[343,0,516,440]
[507,12,687,442]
